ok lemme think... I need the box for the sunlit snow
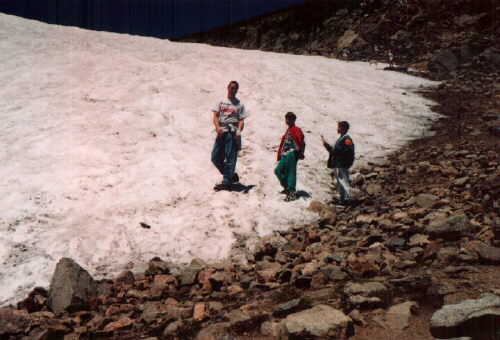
[0,13,439,306]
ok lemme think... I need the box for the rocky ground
[1,0,499,339]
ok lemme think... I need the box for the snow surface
[0,13,439,306]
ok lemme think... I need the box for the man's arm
[213,110,223,136]
[235,118,245,138]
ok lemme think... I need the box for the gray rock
[348,295,383,309]
[385,301,418,330]
[426,214,473,241]
[365,183,382,196]
[429,48,459,73]
[416,193,439,208]
[273,298,309,318]
[408,234,430,247]
[282,304,354,339]
[47,258,96,314]
[322,265,349,281]
[430,293,500,339]
[343,281,388,299]
[180,265,202,285]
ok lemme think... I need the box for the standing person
[388,49,394,67]
[321,121,355,206]
[275,112,305,201]
[211,81,247,190]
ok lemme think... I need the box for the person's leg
[222,133,239,184]
[336,167,351,203]
[211,135,226,176]
[274,156,288,190]
[285,152,298,193]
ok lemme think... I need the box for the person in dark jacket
[321,121,355,206]
[275,112,305,201]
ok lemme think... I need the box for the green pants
[274,151,298,193]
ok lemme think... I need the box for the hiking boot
[284,192,297,202]
[232,173,240,183]
[214,183,232,191]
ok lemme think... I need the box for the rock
[193,303,209,321]
[385,301,418,330]
[116,270,135,284]
[281,305,354,339]
[464,241,500,265]
[260,321,281,337]
[344,281,388,300]
[365,183,382,196]
[145,257,170,276]
[426,214,474,241]
[273,298,309,318]
[322,265,349,281]
[253,234,286,260]
[348,309,366,326]
[429,48,459,73]
[225,310,266,333]
[430,293,500,339]
[346,255,380,277]
[348,295,383,310]
[140,302,184,325]
[336,29,366,52]
[416,193,439,208]
[309,200,326,213]
[408,234,430,247]
[0,307,31,337]
[180,265,202,285]
[103,317,133,332]
[385,236,406,250]
[47,258,97,314]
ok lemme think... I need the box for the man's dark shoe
[214,183,232,191]
[284,192,297,202]
[232,173,240,183]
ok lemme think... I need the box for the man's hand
[216,126,224,136]
[235,130,241,139]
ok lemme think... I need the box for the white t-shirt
[212,97,247,132]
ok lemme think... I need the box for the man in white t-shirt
[211,81,247,190]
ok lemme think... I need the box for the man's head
[285,112,296,127]
[227,81,239,99]
[337,121,349,134]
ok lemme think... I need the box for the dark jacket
[324,134,354,168]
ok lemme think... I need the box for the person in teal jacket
[322,121,355,206]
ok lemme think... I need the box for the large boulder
[429,48,459,74]
[281,305,354,339]
[47,258,97,314]
[425,214,473,241]
[430,293,500,339]
[336,30,366,52]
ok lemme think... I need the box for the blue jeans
[211,132,241,184]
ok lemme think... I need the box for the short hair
[285,112,296,122]
[338,121,350,131]
[228,80,239,89]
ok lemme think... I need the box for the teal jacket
[324,134,355,168]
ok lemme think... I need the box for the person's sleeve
[211,101,221,113]
[323,142,333,153]
[238,104,248,120]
